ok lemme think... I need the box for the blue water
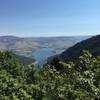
[32,48,64,65]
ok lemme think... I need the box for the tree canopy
[0,51,100,100]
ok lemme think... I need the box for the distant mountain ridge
[0,36,39,50]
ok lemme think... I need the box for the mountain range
[0,35,91,65]
[0,35,90,57]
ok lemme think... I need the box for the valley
[0,0,100,99]
[0,35,91,64]
[0,35,100,100]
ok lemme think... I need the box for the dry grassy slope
[0,36,40,51]
[0,36,90,50]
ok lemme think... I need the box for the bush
[0,51,100,100]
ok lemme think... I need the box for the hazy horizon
[0,33,97,38]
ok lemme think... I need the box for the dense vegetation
[14,54,35,65]
[0,51,100,100]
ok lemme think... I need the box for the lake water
[32,48,65,65]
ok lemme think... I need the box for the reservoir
[32,48,64,65]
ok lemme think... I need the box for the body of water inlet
[32,48,65,65]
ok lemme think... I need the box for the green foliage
[0,51,100,100]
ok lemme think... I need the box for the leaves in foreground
[0,51,100,100]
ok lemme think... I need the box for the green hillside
[13,54,35,65]
[60,35,100,62]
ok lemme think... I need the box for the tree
[0,51,100,100]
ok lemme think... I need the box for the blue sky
[0,0,100,37]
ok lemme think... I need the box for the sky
[0,0,100,37]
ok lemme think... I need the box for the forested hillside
[60,35,100,62]
[13,54,35,65]
[0,51,100,100]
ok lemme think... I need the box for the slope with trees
[60,35,100,62]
